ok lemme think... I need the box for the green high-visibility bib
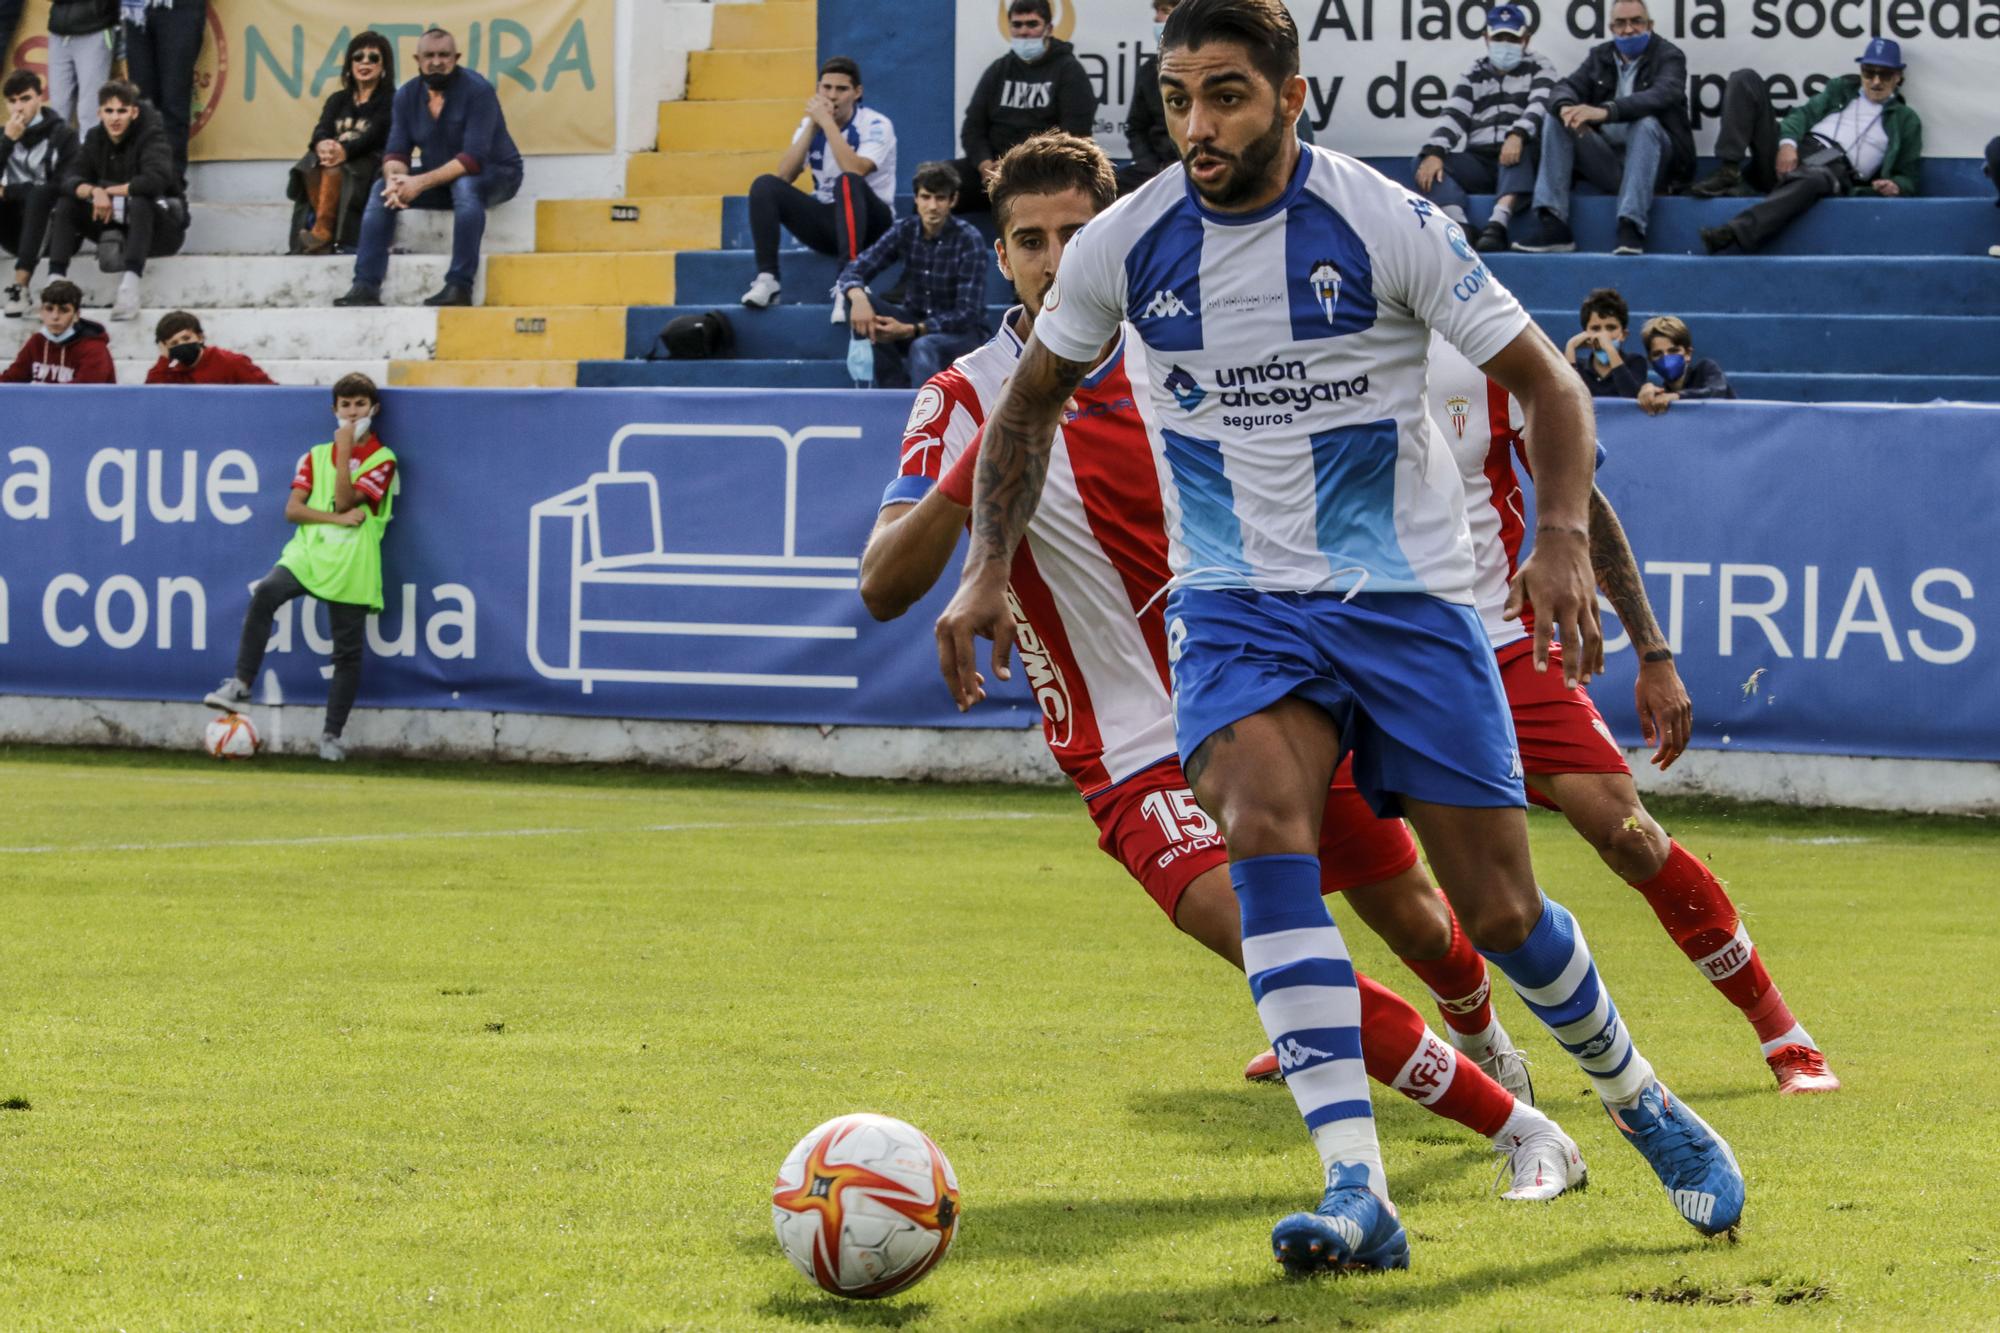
[277,439,398,611]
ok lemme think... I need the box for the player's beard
[1183,108,1291,208]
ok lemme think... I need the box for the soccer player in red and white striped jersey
[1427,333,1839,1095]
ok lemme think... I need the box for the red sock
[1632,841,1804,1049]
[1357,971,1513,1138]
[1396,896,1496,1040]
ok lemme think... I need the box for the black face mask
[168,341,202,367]
[421,70,453,90]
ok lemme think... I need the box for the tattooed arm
[1589,485,1692,769]
[933,334,1091,709]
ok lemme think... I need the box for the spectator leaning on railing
[0,278,112,383]
[1635,315,1733,414]
[836,160,989,389]
[1120,1,1181,195]
[46,79,187,323]
[144,309,275,384]
[739,56,896,311]
[288,30,393,256]
[0,72,79,317]
[1412,4,1557,252]
[120,0,206,190]
[1563,286,1646,398]
[1696,39,1922,255]
[955,0,1095,214]
[46,0,117,134]
[335,27,523,310]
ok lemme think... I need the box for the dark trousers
[122,0,207,188]
[1712,67,1785,191]
[747,172,891,278]
[857,297,985,390]
[353,165,521,291]
[1411,144,1540,216]
[1725,164,1847,252]
[948,157,994,214]
[1986,134,2000,203]
[47,192,187,276]
[0,182,60,273]
[234,565,368,739]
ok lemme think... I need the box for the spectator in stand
[739,56,896,310]
[120,0,206,189]
[335,27,522,310]
[0,72,79,316]
[46,0,117,134]
[1635,315,1733,413]
[288,30,393,255]
[1988,133,1999,257]
[1121,1,1180,195]
[836,160,988,388]
[1563,287,1645,398]
[46,80,187,322]
[1695,40,1922,255]
[144,309,275,384]
[0,278,112,382]
[203,373,397,764]
[955,0,1095,214]
[1412,4,1557,252]
[1514,0,1692,255]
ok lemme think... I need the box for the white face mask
[44,324,76,343]
[1010,36,1047,61]
[1488,41,1525,70]
[339,413,372,440]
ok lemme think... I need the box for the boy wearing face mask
[1561,287,1646,398]
[204,373,397,763]
[1635,315,1732,414]
[1412,5,1557,252]
[0,277,112,382]
[954,0,1096,214]
[144,309,275,384]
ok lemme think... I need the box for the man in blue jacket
[335,27,523,309]
[1513,0,1692,255]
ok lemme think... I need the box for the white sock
[1442,203,1469,226]
[1759,1022,1815,1058]
[1489,1100,1554,1148]
[1442,1012,1501,1064]
[1490,199,1517,226]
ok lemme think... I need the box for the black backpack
[650,310,734,360]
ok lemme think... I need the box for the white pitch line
[0,810,1061,857]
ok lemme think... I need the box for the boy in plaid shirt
[837,161,990,388]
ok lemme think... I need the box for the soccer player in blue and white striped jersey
[935,0,1745,1275]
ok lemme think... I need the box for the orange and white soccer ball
[771,1113,960,1299]
[203,712,260,759]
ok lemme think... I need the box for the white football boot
[1497,1122,1587,1201]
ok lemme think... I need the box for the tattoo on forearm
[969,341,1089,572]
[1183,723,1236,789]
[1588,488,1667,654]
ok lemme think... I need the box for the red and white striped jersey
[1426,333,1531,650]
[889,309,1177,797]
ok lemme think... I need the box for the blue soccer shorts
[1165,586,1526,818]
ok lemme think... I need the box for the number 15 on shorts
[1141,788,1218,843]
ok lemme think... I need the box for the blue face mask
[1652,352,1688,382]
[846,335,876,387]
[44,323,76,343]
[1612,31,1651,58]
[1488,41,1525,71]
[1010,36,1047,62]
[1153,22,1165,46]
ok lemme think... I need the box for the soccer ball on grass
[771,1113,960,1298]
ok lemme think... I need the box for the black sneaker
[2,283,24,317]
[334,283,383,307]
[1688,162,1741,198]
[422,284,473,307]
[1614,219,1645,255]
[1511,212,1575,253]
[1700,225,1741,255]
[1474,220,1510,253]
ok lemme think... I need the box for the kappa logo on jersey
[1163,364,1206,411]
[1445,221,1477,263]
[1445,394,1471,439]
[1005,587,1074,746]
[1307,259,1342,324]
[1274,1037,1334,1072]
[1142,288,1193,319]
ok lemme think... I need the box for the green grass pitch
[2,744,1996,1330]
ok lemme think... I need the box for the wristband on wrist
[1642,648,1673,663]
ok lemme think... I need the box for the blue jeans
[1531,111,1671,231]
[353,167,524,291]
[858,298,985,390]
[1410,144,1540,217]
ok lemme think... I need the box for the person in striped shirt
[1412,4,1557,253]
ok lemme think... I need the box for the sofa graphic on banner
[528,422,868,694]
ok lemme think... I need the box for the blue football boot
[1270,1163,1410,1276]
[1606,1080,1745,1235]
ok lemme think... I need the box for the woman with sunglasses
[287,31,394,255]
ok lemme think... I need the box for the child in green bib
[203,373,398,761]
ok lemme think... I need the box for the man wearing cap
[1513,0,1693,256]
[1412,4,1559,252]
[1695,39,1922,254]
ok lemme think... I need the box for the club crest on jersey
[1445,394,1471,438]
[1307,260,1341,325]
[1445,221,1477,263]
[1163,364,1206,411]
[1142,288,1192,318]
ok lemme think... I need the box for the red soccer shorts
[1088,756,1421,919]
[1497,638,1631,809]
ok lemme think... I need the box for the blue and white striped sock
[1481,892,1654,1106]
[1235,853,1386,1201]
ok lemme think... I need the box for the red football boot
[1767,1043,1842,1094]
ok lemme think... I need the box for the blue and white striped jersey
[1032,145,1531,603]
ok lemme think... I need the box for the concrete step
[675,248,1019,307]
[1483,194,2000,257]
[660,98,804,153]
[1729,371,2000,403]
[687,48,816,101]
[1482,253,2000,315]
[1521,309,2000,377]
[628,150,773,197]
[389,358,577,387]
[721,194,992,249]
[485,251,676,306]
[624,302,1012,359]
[181,200,535,257]
[111,357,389,387]
[433,306,627,361]
[536,196,719,252]
[577,357,851,388]
[710,1,816,48]
[88,307,437,363]
[45,254,466,310]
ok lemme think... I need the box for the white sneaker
[1474,1024,1535,1107]
[318,734,347,762]
[2,284,25,317]
[1497,1123,1588,1201]
[110,272,141,321]
[740,271,781,308]
[202,677,251,711]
